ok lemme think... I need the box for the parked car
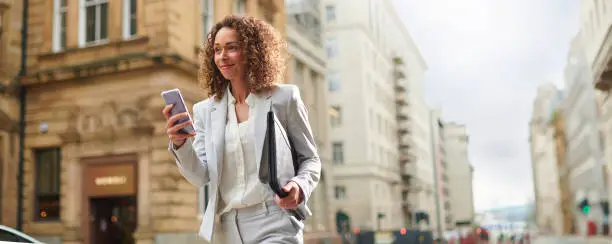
[0,225,43,243]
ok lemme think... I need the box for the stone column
[134,132,154,244]
[59,130,84,244]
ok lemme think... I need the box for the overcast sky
[392,0,580,212]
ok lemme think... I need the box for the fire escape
[393,56,418,227]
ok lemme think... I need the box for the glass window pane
[37,195,60,220]
[37,149,58,195]
[86,6,96,42]
[100,3,108,40]
[60,13,66,49]
[130,0,137,35]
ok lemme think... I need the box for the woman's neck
[230,80,249,103]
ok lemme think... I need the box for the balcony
[397,113,408,121]
[402,162,416,176]
[398,123,410,135]
[399,140,410,150]
[402,199,412,209]
[399,149,416,164]
[395,82,407,93]
[396,93,407,106]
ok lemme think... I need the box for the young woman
[162,15,321,244]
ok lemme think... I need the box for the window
[325,5,336,22]
[0,229,31,243]
[325,37,338,58]
[332,142,344,164]
[330,105,342,127]
[327,72,341,92]
[79,0,108,46]
[52,0,67,52]
[234,0,246,14]
[201,0,214,40]
[34,148,61,221]
[122,0,137,39]
[334,186,346,199]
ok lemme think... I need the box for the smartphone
[161,88,196,134]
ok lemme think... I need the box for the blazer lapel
[254,91,273,170]
[210,94,228,175]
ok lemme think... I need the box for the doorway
[89,196,137,244]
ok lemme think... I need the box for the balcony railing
[398,123,410,135]
[396,93,407,106]
[397,113,408,121]
[395,82,407,93]
[402,163,415,176]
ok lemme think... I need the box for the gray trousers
[213,200,304,244]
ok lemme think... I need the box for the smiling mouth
[220,64,234,70]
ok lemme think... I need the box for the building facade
[443,123,475,229]
[284,0,340,243]
[529,83,564,235]
[0,0,335,244]
[563,30,607,229]
[429,109,450,237]
[580,0,612,224]
[0,0,24,231]
[323,0,428,231]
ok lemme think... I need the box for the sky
[392,0,580,212]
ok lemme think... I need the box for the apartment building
[284,0,339,243]
[0,0,339,244]
[529,83,564,235]
[443,123,476,229]
[563,29,607,229]
[323,0,428,231]
[580,0,612,216]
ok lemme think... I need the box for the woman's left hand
[275,181,303,210]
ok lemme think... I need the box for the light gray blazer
[168,84,321,242]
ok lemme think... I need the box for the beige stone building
[0,0,23,232]
[0,0,337,243]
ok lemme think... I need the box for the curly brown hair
[199,15,288,101]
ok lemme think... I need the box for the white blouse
[218,88,274,214]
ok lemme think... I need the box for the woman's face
[213,27,245,82]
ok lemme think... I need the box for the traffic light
[578,199,590,215]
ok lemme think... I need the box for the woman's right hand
[162,104,196,148]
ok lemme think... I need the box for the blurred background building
[529,83,564,235]
[443,122,476,230]
[428,109,451,237]
[581,0,612,232]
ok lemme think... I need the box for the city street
[534,236,612,244]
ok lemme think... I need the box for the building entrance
[89,196,137,244]
[82,156,138,244]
